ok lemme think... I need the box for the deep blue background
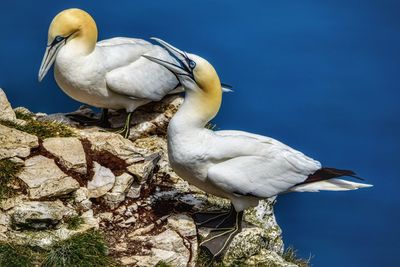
[1,1,399,266]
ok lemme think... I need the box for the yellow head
[38,8,98,81]
[48,9,97,46]
[142,38,223,123]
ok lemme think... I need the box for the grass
[15,110,35,121]
[0,118,75,139]
[283,247,310,267]
[196,249,225,267]
[65,216,84,230]
[0,230,115,267]
[0,159,23,201]
[155,260,173,267]
[42,230,116,267]
[0,242,43,267]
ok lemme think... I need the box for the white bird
[143,38,373,257]
[38,8,231,138]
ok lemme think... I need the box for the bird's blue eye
[55,36,64,42]
[189,60,196,69]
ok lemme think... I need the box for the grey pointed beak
[38,42,64,82]
[147,37,234,92]
[142,54,192,77]
[151,37,191,71]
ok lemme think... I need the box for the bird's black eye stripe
[49,35,65,47]
[55,35,64,42]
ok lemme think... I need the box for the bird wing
[105,44,180,101]
[97,37,151,47]
[206,130,321,198]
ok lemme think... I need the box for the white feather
[288,178,373,192]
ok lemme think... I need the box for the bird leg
[199,208,243,258]
[193,204,236,229]
[66,108,111,128]
[114,112,133,138]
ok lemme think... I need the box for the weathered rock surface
[0,91,299,266]
[87,161,115,198]
[104,172,134,208]
[80,131,144,164]
[43,137,87,174]
[0,124,39,160]
[0,88,16,121]
[18,155,80,199]
[10,201,75,229]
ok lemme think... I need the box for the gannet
[38,8,233,137]
[143,38,373,258]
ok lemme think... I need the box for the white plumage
[54,37,180,112]
[38,9,181,137]
[144,38,372,256]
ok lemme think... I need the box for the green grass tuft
[283,246,310,267]
[0,230,115,267]
[155,260,173,267]
[0,118,75,139]
[15,110,35,121]
[0,242,42,267]
[196,249,225,267]
[42,230,116,267]
[0,159,23,201]
[65,215,85,230]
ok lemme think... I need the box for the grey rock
[10,201,75,229]
[0,88,16,121]
[43,137,87,174]
[79,131,144,164]
[18,155,80,199]
[87,162,115,198]
[104,173,134,208]
[73,187,89,203]
[0,124,39,160]
[127,154,159,183]
[128,229,192,267]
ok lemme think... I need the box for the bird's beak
[150,37,191,71]
[144,37,234,92]
[38,41,64,82]
[143,38,193,78]
[142,54,191,77]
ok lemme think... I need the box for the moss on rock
[0,159,23,201]
[0,117,75,139]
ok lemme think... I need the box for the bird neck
[170,79,222,132]
[66,20,98,56]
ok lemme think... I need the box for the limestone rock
[0,195,26,211]
[10,201,76,229]
[80,131,144,164]
[73,187,92,211]
[104,172,134,208]
[42,137,87,174]
[73,187,89,203]
[0,124,38,160]
[128,229,192,267]
[0,88,16,121]
[0,211,10,233]
[127,154,159,182]
[18,155,80,199]
[87,162,115,198]
[132,136,179,181]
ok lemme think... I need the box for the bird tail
[288,167,373,192]
[288,178,373,192]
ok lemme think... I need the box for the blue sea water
[1,0,399,266]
